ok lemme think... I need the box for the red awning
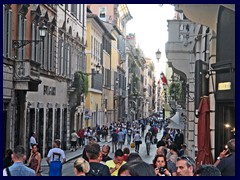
[196,96,213,169]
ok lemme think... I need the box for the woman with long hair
[28,144,42,176]
[152,154,171,176]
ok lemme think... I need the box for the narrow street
[41,125,163,176]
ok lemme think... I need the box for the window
[71,4,77,17]
[91,36,93,58]
[3,5,12,58]
[31,23,41,62]
[99,7,107,20]
[18,14,27,60]
[48,33,55,71]
[105,69,111,88]
[65,4,69,11]
[65,43,71,76]
[78,4,82,22]
[57,37,63,75]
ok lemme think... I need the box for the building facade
[3,4,87,157]
[166,4,235,159]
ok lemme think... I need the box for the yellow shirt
[105,160,126,176]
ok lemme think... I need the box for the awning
[167,111,185,130]
[167,121,184,130]
[170,111,180,124]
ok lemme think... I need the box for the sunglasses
[177,155,194,167]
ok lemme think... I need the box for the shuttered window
[3,6,12,58]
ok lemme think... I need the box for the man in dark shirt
[126,127,132,145]
[214,138,235,176]
[85,143,111,176]
[174,129,184,150]
[101,145,112,162]
[111,129,118,153]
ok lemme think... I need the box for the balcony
[14,59,41,91]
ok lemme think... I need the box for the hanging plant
[73,71,89,96]
[168,82,183,100]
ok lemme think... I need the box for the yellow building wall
[85,18,104,127]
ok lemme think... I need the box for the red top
[123,154,128,161]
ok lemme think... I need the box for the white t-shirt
[30,136,37,149]
[47,148,66,162]
[3,169,7,176]
[71,132,79,141]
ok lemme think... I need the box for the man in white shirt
[47,139,66,176]
[29,132,37,150]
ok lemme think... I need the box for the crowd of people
[3,119,235,176]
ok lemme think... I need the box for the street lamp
[84,63,101,76]
[12,25,48,49]
[155,49,161,62]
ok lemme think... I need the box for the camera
[159,167,165,174]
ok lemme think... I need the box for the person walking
[141,123,145,137]
[46,139,66,176]
[70,130,80,151]
[103,125,109,142]
[126,127,133,145]
[111,129,118,153]
[133,131,142,153]
[27,144,42,176]
[77,129,85,148]
[117,129,125,150]
[29,132,37,150]
[3,145,35,176]
[145,131,152,155]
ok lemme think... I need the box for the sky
[126,4,175,78]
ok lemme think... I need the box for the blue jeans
[127,135,131,145]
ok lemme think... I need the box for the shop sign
[218,82,231,90]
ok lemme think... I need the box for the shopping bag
[130,142,135,148]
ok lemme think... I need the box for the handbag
[139,140,142,144]
[130,142,135,148]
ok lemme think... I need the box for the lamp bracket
[12,40,43,48]
[83,72,98,76]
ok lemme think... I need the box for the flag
[161,73,168,86]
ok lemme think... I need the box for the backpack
[87,165,104,176]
